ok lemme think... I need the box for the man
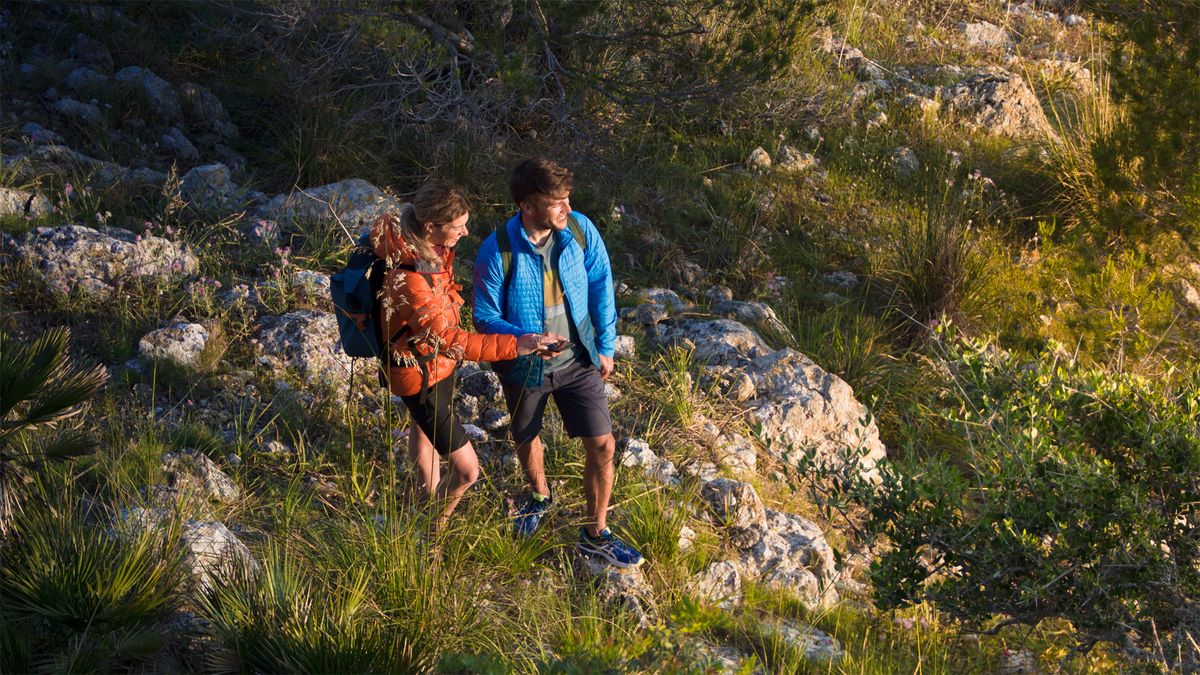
[473,158,643,567]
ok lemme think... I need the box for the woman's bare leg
[408,424,440,501]
[431,441,480,532]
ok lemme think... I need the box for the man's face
[522,191,572,231]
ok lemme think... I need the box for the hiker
[371,181,556,532]
[473,159,644,568]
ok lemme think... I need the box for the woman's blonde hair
[378,182,469,264]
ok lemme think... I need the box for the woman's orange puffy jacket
[370,217,517,397]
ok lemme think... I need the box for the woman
[371,182,552,532]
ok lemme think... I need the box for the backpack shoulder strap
[567,213,588,253]
[495,220,515,291]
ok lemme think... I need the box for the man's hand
[598,354,614,380]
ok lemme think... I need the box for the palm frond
[0,328,70,420]
[16,365,109,429]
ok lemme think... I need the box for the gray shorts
[501,360,613,445]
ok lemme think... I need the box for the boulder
[160,126,199,164]
[759,620,843,662]
[688,560,743,609]
[138,321,209,368]
[5,224,198,300]
[179,82,238,139]
[746,147,772,172]
[822,270,859,288]
[457,363,504,403]
[179,163,244,211]
[580,555,655,628]
[958,21,1009,49]
[161,448,239,503]
[72,33,113,74]
[52,97,104,128]
[120,508,258,593]
[255,310,355,388]
[479,407,511,433]
[2,145,167,190]
[620,303,669,326]
[255,179,399,231]
[0,187,52,219]
[715,432,757,474]
[821,36,885,81]
[63,66,108,95]
[777,145,819,173]
[655,318,772,367]
[19,122,65,145]
[941,70,1056,141]
[889,146,921,178]
[710,299,790,337]
[699,365,757,403]
[746,348,886,482]
[636,287,687,312]
[114,66,182,122]
[613,334,637,360]
[619,438,680,485]
[740,509,839,610]
[700,478,766,549]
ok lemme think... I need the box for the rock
[700,478,766,549]
[759,620,843,662]
[998,648,1038,674]
[655,318,772,367]
[462,424,489,442]
[138,321,209,368]
[715,432,757,473]
[179,163,244,211]
[613,335,637,360]
[699,365,757,402]
[746,348,886,483]
[822,271,859,288]
[178,82,238,139]
[619,438,680,485]
[704,285,734,303]
[821,36,885,81]
[688,560,743,609]
[457,364,503,402]
[942,70,1056,141]
[2,145,167,190]
[637,288,687,312]
[120,508,258,592]
[72,33,113,74]
[479,407,511,433]
[1062,14,1085,27]
[161,448,239,502]
[580,555,655,628]
[682,459,719,483]
[604,382,622,401]
[0,187,52,219]
[289,270,331,306]
[889,146,921,178]
[255,311,355,388]
[684,639,764,674]
[899,93,940,118]
[19,122,65,145]
[958,21,1009,49]
[255,179,399,231]
[740,508,839,609]
[5,225,198,300]
[866,110,888,130]
[678,524,697,551]
[777,146,819,173]
[63,66,108,95]
[711,299,790,337]
[160,126,200,164]
[746,147,772,172]
[114,66,182,122]
[621,303,669,326]
[52,97,104,128]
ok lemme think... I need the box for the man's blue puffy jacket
[473,211,616,368]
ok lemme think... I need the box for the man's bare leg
[580,433,616,537]
[516,435,551,498]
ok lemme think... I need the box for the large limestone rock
[760,620,844,662]
[820,35,885,81]
[255,310,355,387]
[138,321,210,368]
[179,82,238,139]
[1,145,167,190]
[179,163,245,211]
[746,348,886,482]
[0,187,52,219]
[700,478,767,549]
[688,560,743,609]
[958,21,1009,49]
[255,179,400,230]
[114,66,182,122]
[655,318,772,367]
[941,70,1056,141]
[710,299,790,337]
[580,556,655,628]
[161,448,239,503]
[619,439,680,485]
[740,508,839,610]
[120,508,259,592]
[5,225,198,300]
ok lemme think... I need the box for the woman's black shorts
[400,375,469,456]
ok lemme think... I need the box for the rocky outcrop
[255,179,400,230]
[0,187,52,219]
[2,145,167,190]
[688,560,743,609]
[740,509,839,610]
[161,448,240,503]
[5,224,198,300]
[255,310,355,388]
[619,438,680,485]
[114,66,182,122]
[941,70,1056,141]
[138,321,210,368]
[120,508,258,593]
[655,318,773,366]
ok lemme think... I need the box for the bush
[803,333,1200,668]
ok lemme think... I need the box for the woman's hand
[516,333,551,356]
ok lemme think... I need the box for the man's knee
[585,435,616,465]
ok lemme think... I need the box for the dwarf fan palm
[0,327,108,534]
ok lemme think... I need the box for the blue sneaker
[576,528,644,568]
[513,494,550,537]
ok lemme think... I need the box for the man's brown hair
[510,158,573,206]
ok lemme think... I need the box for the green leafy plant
[0,327,108,534]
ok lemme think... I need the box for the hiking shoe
[513,494,551,537]
[576,528,644,568]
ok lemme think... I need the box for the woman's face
[425,211,470,249]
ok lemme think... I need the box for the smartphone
[544,339,571,353]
